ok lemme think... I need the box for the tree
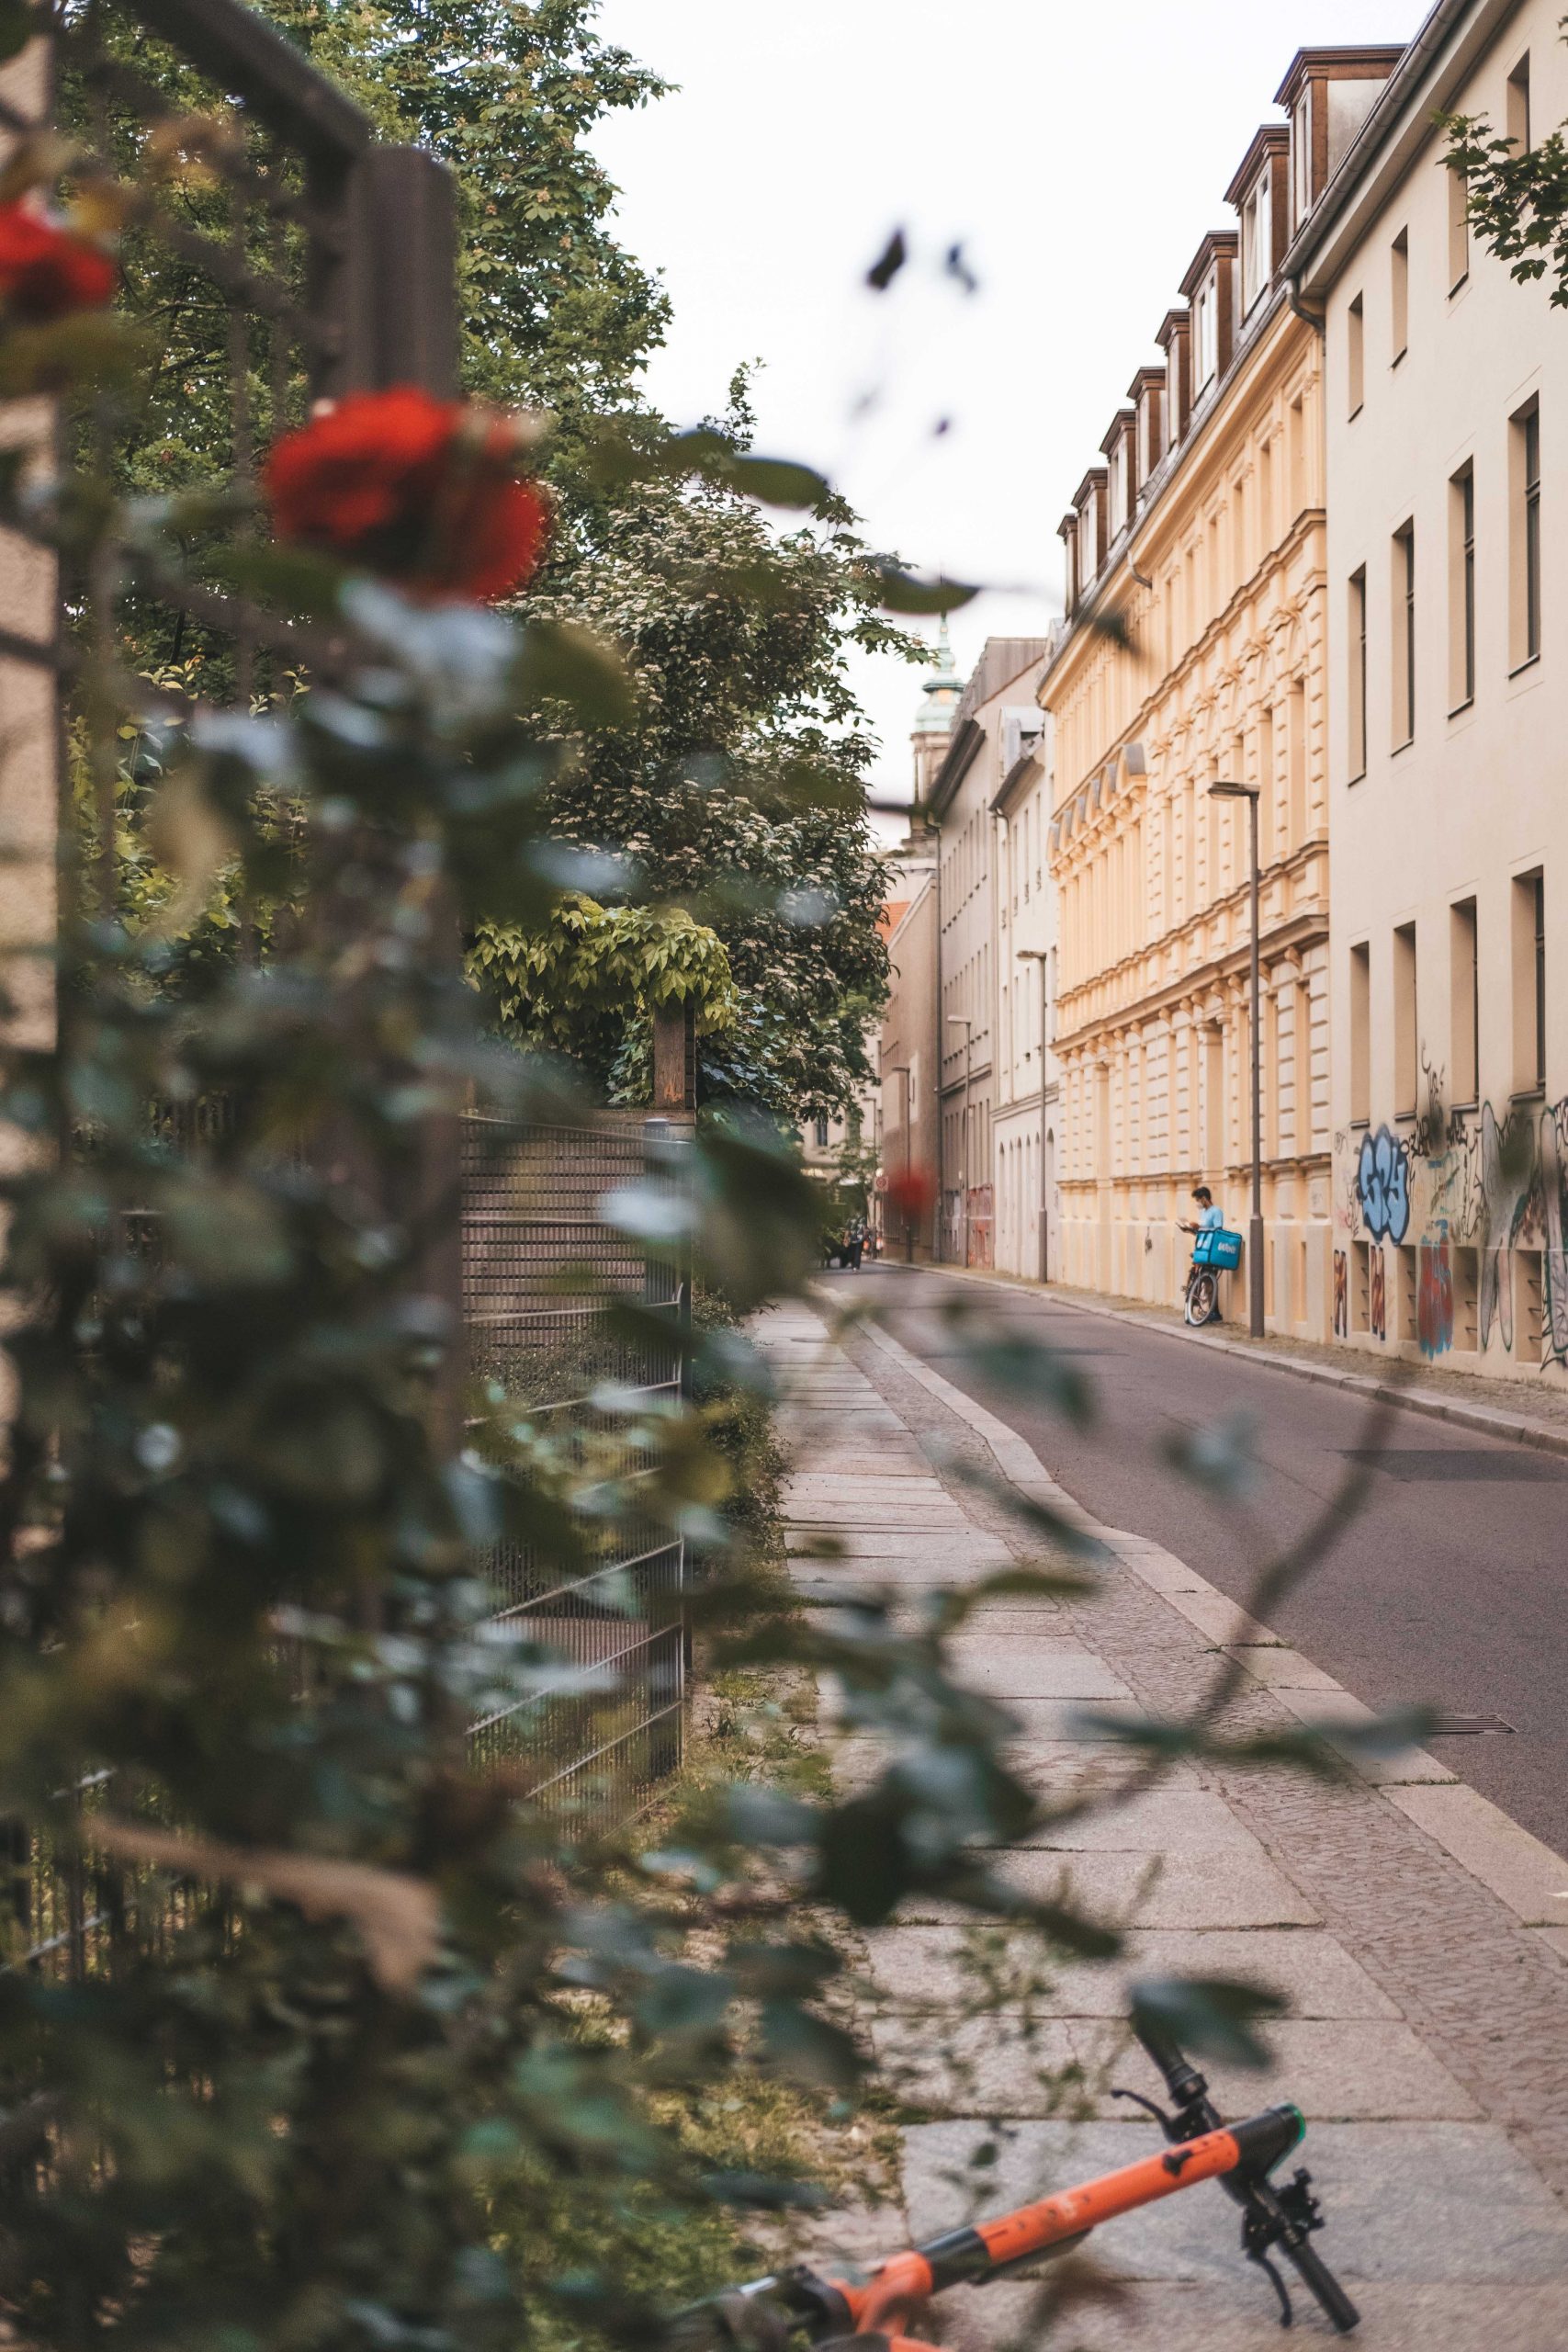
[523,375,900,1117]
[1444,64,1568,304]
[79,0,900,1119]
[467,891,738,1098]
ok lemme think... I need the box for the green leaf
[1159,1409,1260,1500]
[725,455,831,510]
[870,565,980,616]
[1130,1974,1290,2071]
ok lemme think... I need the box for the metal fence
[1,0,693,1978]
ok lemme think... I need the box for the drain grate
[1429,1713,1517,1736]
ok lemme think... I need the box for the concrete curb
[876,1259,1568,1465]
[850,1306,1568,1948]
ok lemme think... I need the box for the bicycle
[1183,1224,1243,1326]
[678,2024,1359,2346]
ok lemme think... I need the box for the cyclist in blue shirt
[1178,1186,1225,1322]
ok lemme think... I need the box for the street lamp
[1208,779,1265,1338]
[1017,948,1050,1284]
[947,1014,973,1269]
[886,1061,913,1262]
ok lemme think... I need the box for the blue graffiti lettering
[1356,1125,1411,1246]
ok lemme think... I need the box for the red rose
[0,200,117,322]
[265,386,549,604]
[885,1164,938,1224]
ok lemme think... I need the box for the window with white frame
[1242,172,1272,311]
[1193,270,1218,390]
[1291,87,1312,226]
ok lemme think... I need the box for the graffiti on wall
[1340,1078,1568,1367]
[1332,1249,1348,1339]
[1355,1126,1411,1245]
[1417,1238,1453,1359]
[1370,1248,1387,1343]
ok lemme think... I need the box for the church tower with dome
[908,618,962,822]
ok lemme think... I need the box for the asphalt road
[838,1263,1568,1858]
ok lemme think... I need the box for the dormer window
[1193,271,1219,392]
[1241,172,1272,311]
[1079,490,1099,576]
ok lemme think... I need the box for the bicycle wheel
[1186,1270,1218,1326]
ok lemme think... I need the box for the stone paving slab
[873,2012,1476,2122]
[986,1844,1324,1930]
[939,1638,1132,1702]
[862,1924,1402,2017]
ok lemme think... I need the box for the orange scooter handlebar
[719,2104,1304,2346]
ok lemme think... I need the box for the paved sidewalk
[759,1299,1568,2352]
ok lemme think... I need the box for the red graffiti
[1417,1240,1453,1358]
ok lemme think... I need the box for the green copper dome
[912,618,962,738]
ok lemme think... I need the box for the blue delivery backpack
[1192,1227,1243,1271]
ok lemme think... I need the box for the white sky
[591,1,1432,826]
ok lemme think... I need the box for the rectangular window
[1348,292,1364,416]
[1511,398,1541,670]
[1450,465,1475,709]
[1391,228,1409,360]
[1194,272,1218,390]
[1450,897,1478,1104]
[1393,922,1418,1115]
[1348,568,1368,779]
[1507,51,1531,153]
[1243,172,1272,311]
[1392,522,1416,748]
[1288,677,1307,842]
[1292,88,1312,226]
[1448,164,1470,291]
[1258,702,1275,863]
[1349,941,1371,1124]
[1513,868,1546,1092]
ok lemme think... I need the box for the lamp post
[886,1061,913,1262]
[1017,947,1050,1284]
[947,1013,973,1269]
[1208,779,1265,1338]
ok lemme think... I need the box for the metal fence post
[335,143,468,1447]
[341,147,460,400]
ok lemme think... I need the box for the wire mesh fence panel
[461,1112,690,1822]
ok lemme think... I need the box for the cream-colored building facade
[993,704,1061,1279]
[1043,50,1401,1334]
[931,639,1052,1267]
[1291,0,1568,1379]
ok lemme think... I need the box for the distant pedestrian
[845,1218,865,1272]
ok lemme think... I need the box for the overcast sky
[591,1,1432,824]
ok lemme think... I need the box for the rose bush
[265,384,550,601]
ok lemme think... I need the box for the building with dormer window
[1039,47,1402,1333]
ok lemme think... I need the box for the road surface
[841,1264,1568,1857]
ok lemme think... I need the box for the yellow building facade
[1043,52,1400,1334]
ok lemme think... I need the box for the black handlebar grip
[1283,2235,1360,2335]
[1133,2021,1209,2109]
